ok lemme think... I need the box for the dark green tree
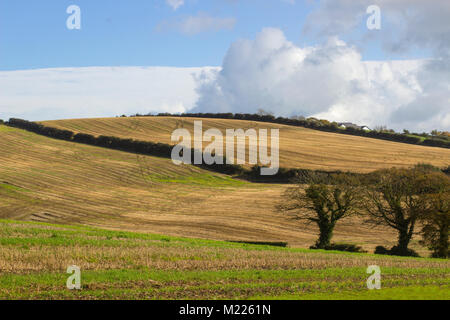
[417,171,450,258]
[363,165,436,256]
[278,174,362,249]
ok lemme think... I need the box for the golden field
[0,123,426,253]
[1,119,449,300]
[42,117,450,172]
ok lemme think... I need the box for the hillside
[0,124,421,253]
[42,117,450,173]
[1,219,449,300]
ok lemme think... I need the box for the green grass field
[1,219,448,300]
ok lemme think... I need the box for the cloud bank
[193,0,450,132]
[194,28,446,131]
[0,66,218,121]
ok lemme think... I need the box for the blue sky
[0,1,448,132]
[0,0,307,70]
[0,0,426,71]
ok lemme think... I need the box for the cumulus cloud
[389,57,450,131]
[193,28,448,131]
[157,12,236,35]
[304,0,450,131]
[0,66,218,121]
[303,0,450,55]
[193,1,450,132]
[166,0,184,10]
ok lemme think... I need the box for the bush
[374,245,419,257]
[310,243,367,253]
[73,133,97,145]
[374,246,390,255]
[7,118,74,140]
[229,241,288,247]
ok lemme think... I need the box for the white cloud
[194,28,448,132]
[0,66,218,121]
[166,0,184,10]
[303,0,450,55]
[157,12,236,35]
[300,0,450,131]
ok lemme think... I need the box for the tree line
[5,118,449,184]
[3,118,366,182]
[4,118,368,183]
[5,118,244,176]
[278,164,450,258]
[129,112,450,149]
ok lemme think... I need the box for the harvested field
[1,220,448,300]
[42,117,450,172]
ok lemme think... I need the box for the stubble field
[1,220,448,300]
[42,117,450,172]
[1,119,449,300]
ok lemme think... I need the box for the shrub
[310,243,367,253]
[374,245,419,257]
[73,133,97,145]
[374,246,390,255]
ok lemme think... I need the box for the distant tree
[403,129,410,134]
[289,115,306,121]
[374,125,388,132]
[431,130,440,136]
[257,108,274,116]
[278,174,362,249]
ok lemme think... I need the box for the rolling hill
[0,123,420,253]
[1,120,449,300]
[41,117,450,173]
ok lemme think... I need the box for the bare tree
[278,174,362,249]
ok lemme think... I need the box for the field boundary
[4,118,449,183]
[4,118,370,184]
[141,113,450,149]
